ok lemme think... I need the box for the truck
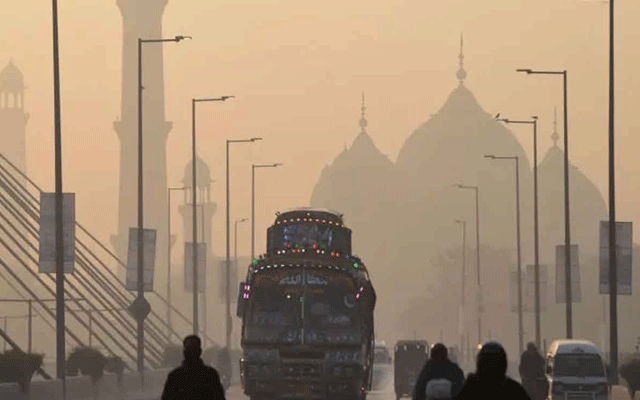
[237,208,377,400]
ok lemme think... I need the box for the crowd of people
[159,334,548,400]
[412,341,548,400]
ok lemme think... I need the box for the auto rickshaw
[394,340,429,400]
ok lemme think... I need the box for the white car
[546,340,609,400]
[372,342,393,391]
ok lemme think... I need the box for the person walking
[161,335,226,400]
[519,342,548,400]
[455,341,531,400]
[413,343,464,400]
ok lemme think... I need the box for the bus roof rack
[276,207,344,220]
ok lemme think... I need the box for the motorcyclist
[455,342,531,400]
[519,342,548,400]
[413,343,464,400]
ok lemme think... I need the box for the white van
[545,340,609,400]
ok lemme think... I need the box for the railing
[0,152,217,369]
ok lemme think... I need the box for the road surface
[133,382,635,400]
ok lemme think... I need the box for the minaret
[0,61,29,176]
[551,107,560,147]
[456,34,467,84]
[111,0,173,288]
[179,156,216,249]
[179,157,217,342]
[359,92,368,134]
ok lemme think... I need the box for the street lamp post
[454,219,466,360]
[235,218,248,260]
[167,186,186,341]
[195,203,209,348]
[51,0,65,395]
[485,155,523,354]
[496,115,541,349]
[608,0,619,384]
[251,163,283,259]
[517,68,572,338]
[227,138,261,352]
[191,96,234,336]
[138,35,190,381]
[453,184,482,345]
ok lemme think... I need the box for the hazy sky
[1,0,640,257]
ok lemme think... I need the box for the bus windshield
[244,286,303,344]
[243,269,360,344]
[268,223,351,254]
[304,285,361,344]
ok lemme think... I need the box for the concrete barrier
[0,368,171,400]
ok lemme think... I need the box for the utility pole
[608,0,618,384]
[496,115,541,349]
[516,68,572,337]
[485,155,522,353]
[51,1,66,398]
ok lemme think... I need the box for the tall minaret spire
[112,0,172,289]
[551,107,559,147]
[359,92,368,134]
[456,33,467,84]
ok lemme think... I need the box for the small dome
[0,61,24,92]
[537,144,607,256]
[182,156,212,189]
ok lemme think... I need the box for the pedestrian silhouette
[161,335,226,400]
[455,342,531,400]
[519,342,548,400]
[413,343,464,400]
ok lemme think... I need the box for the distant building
[178,156,217,343]
[0,60,29,176]
[309,37,610,352]
[310,93,401,280]
[394,36,534,253]
[111,0,174,295]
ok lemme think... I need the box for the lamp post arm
[504,120,535,125]
[517,69,564,75]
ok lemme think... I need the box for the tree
[105,355,125,391]
[67,347,107,399]
[0,349,44,397]
[620,358,640,399]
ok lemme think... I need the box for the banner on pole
[525,265,548,312]
[556,245,581,303]
[599,221,632,295]
[184,242,207,293]
[38,193,75,273]
[509,271,524,313]
[125,228,156,292]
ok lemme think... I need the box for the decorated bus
[237,208,376,400]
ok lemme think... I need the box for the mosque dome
[310,93,397,211]
[0,61,24,92]
[537,114,607,259]
[309,94,401,278]
[182,156,212,189]
[394,47,534,252]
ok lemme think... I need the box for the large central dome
[397,83,531,193]
[395,77,534,253]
